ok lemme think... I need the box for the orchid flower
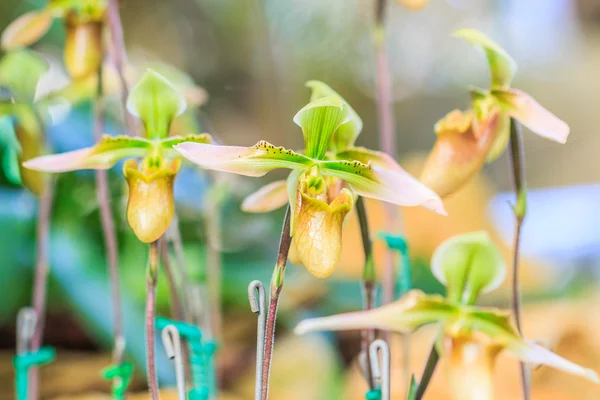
[420,29,569,198]
[0,50,50,195]
[2,0,107,79]
[296,231,599,400]
[175,81,445,278]
[23,69,212,242]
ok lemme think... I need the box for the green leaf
[430,231,505,305]
[295,290,458,335]
[454,28,517,89]
[293,95,348,160]
[23,135,153,172]
[174,140,314,177]
[306,80,362,151]
[126,69,187,140]
[0,50,49,103]
[319,159,446,215]
[405,375,419,400]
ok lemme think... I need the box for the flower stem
[94,61,126,377]
[146,240,160,400]
[415,344,439,400]
[205,184,223,339]
[508,118,530,400]
[261,206,292,400]
[29,177,55,400]
[356,196,376,390]
[159,239,185,322]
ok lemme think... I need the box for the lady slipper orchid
[175,81,445,278]
[2,0,108,79]
[23,69,212,242]
[421,29,570,198]
[295,231,599,400]
[0,50,50,195]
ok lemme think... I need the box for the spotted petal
[454,28,517,89]
[23,135,152,172]
[319,158,446,215]
[174,141,313,177]
[242,180,289,213]
[295,290,456,335]
[492,88,569,144]
[159,133,212,157]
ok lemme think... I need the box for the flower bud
[420,109,500,198]
[289,184,353,278]
[123,157,181,243]
[64,13,103,80]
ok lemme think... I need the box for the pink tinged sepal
[1,10,54,50]
[492,88,570,144]
[22,135,152,172]
[174,141,313,177]
[241,180,288,213]
[295,290,454,334]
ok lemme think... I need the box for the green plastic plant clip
[366,389,381,400]
[101,362,134,400]
[379,233,412,299]
[156,317,218,400]
[14,346,55,400]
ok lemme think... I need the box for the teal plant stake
[156,317,218,399]
[379,234,412,298]
[14,308,55,400]
[101,362,134,400]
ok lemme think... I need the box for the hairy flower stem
[29,177,55,400]
[261,207,292,400]
[356,196,376,390]
[106,0,136,136]
[94,64,126,382]
[146,241,160,400]
[415,345,439,400]
[508,118,530,400]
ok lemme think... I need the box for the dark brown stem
[29,177,55,400]
[508,118,530,400]
[261,207,292,400]
[106,0,136,136]
[94,63,126,372]
[415,345,439,400]
[146,241,160,400]
[356,196,376,389]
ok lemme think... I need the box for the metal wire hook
[16,308,37,355]
[248,280,266,400]
[369,339,391,400]
[162,324,186,400]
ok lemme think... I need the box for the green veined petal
[174,141,313,177]
[23,135,152,172]
[306,80,363,151]
[492,88,570,144]
[454,28,517,89]
[295,290,458,335]
[319,159,446,215]
[126,69,187,140]
[431,231,506,305]
[293,95,348,160]
[241,180,289,213]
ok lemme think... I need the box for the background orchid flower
[2,0,107,79]
[23,69,212,242]
[295,231,598,400]
[420,28,570,198]
[0,50,50,195]
[175,81,445,278]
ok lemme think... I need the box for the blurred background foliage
[1,0,600,398]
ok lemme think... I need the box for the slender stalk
[355,196,376,390]
[160,240,185,322]
[508,118,530,400]
[28,177,55,400]
[415,345,439,400]
[94,63,126,379]
[205,184,223,339]
[146,240,160,400]
[260,207,292,400]
[106,0,136,136]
